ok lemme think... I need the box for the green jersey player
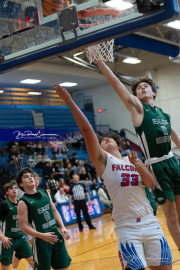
[95,59,180,251]
[16,167,71,270]
[0,180,33,270]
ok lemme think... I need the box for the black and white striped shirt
[69,183,87,200]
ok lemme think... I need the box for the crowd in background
[0,131,136,208]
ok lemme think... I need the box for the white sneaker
[26,266,33,270]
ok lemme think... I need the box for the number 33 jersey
[101,153,153,227]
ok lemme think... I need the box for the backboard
[0,0,179,72]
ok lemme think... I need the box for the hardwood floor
[5,206,180,269]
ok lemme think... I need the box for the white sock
[26,265,33,270]
[12,269,17,270]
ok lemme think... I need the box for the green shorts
[145,187,157,215]
[151,156,180,205]
[0,235,32,266]
[33,229,71,270]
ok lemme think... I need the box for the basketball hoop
[77,8,121,63]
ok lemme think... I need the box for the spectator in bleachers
[26,143,35,155]
[7,141,16,152]
[52,162,64,181]
[59,178,70,194]
[8,146,23,170]
[0,148,5,157]
[76,160,84,175]
[63,134,74,151]
[57,135,68,153]
[35,143,45,155]
[84,158,97,178]
[35,153,44,168]
[27,154,36,168]
[79,166,91,181]
[42,161,53,180]
[42,153,52,165]
[47,140,61,154]
[51,151,58,161]
[65,163,75,179]
[71,152,79,167]
[46,173,59,195]
[34,172,41,188]
[54,186,69,203]
[98,183,111,207]
[63,158,72,168]
[72,131,83,149]
[121,140,133,157]
[91,178,99,194]
[17,141,27,155]
[84,158,92,173]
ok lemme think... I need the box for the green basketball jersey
[21,190,57,233]
[135,103,171,158]
[1,200,23,238]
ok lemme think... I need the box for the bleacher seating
[36,109,95,130]
[0,108,33,128]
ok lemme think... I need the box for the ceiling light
[60,82,77,87]
[167,20,180,30]
[0,90,4,93]
[21,79,41,84]
[123,57,141,64]
[27,92,42,95]
[105,0,133,10]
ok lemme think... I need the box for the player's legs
[12,255,20,269]
[151,160,180,249]
[1,265,10,270]
[81,200,93,228]
[26,256,34,267]
[116,226,147,270]
[143,215,172,269]
[51,231,71,270]
[175,195,180,225]
[161,198,180,248]
[74,201,83,230]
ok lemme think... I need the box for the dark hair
[97,131,122,148]
[4,180,18,193]
[131,76,157,100]
[72,152,77,156]
[16,167,34,191]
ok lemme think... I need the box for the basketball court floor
[5,206,180,270]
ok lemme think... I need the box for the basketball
[41,0,68,16]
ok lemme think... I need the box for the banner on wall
[56,196,103,226]
[0,128,79,141]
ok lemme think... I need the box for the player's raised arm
[127,151,155,188]
[96,60,143,126]
[54,83,107,177]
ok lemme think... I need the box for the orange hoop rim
[77,8,121,28]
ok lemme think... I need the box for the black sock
[179,249,180,251]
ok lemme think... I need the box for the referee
[69,174,96,231]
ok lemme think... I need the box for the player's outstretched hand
[54,83,72,102]
[127,150,139,167]
[61,227,70,240]
[41,232,58,244]
[1,235,12,249]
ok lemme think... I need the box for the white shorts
[116,214,172,269]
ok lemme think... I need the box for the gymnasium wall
[73,82,134,133]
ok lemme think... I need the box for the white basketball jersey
[101,153,153,227]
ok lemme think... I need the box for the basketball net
[84,39,114,63]
[77,8,120,63]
